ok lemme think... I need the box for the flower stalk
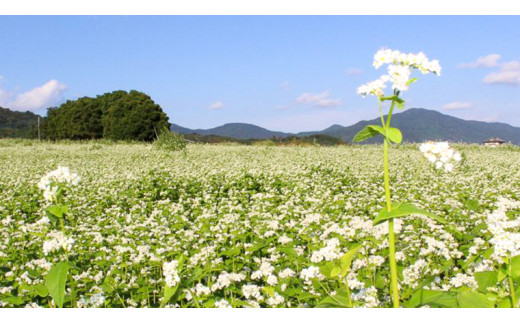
[381,99,399,308]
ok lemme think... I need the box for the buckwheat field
[1,141,520,308]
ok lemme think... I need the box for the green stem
[378,98,385,126]
[344,280,353,308]
[382,98,399,308]
[384,138,399,308]
[509,257,517,308]
[385,98,397,128]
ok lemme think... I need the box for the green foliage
[353,125,402,144]
[102,91,169,141]
[373,202,446,225]
[0,107,39,138]
[339,245,362,278]
[161,255,185,307]
[153,129,187,152]
[475,271,498,293]
[352,125,382,142]
[43,90,170,141]
[45,262,71,308]
[45,97,104,140]
[386,127,402,143]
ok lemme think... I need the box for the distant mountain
[309,108,520,144]
[171,108,520,144]
[171,122,290,140]
[0,106,39,138]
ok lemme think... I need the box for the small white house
[483,137,505,147]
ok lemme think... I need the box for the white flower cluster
[299,266,324,284]
[419,141,461,172]
[214,299,232,308]
[78,292,105,308]
[241,284,263,301]
[266,292,285,307]
[356,78,387,98]
[351,286,380,308]
[38,166,80,202]
[163,260,180,287]
[373,49,441,75]
[42,230,74,255]
[310,238,341,263]
[402,259,428,288]
[358,49,441,97]
[449,273,478,289]
[210,271,246,292]
[486,198,520,259]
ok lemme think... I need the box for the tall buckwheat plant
[38,166,80,308]
[354,49,447,307]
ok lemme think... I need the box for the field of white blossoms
[1,140,520,308]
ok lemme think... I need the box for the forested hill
[172,108,520,144]
[0,107,39,138]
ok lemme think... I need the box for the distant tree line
[0,107,39,138]
[182,133,346,146]
[43,90,170,141]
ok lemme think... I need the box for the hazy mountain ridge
[171,122,290,140]
[171,108,520,144]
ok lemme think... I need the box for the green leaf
[374,203,446,226]
[246,242,264,253]
[315,295,351,308]
[474,271,498,294]
[464,199,480,211]
[498,264,508,283]
[405,289,458,308]
[320,262,341,279]
[45,262,70,308]
[352,125,382,143]
[395,97,405,110]
[221,247,241,257]
[482,247,494,260]
[510,255,520,280]
[46,205,68,218]
[406,78,418,86]
[456,291,495,308]
[277,247,297,258]
[386,127,402,144]
[33,284,49,297]
[2,296,25,305]
[263,286,275,297]
[339,244,362,278]
[163,285,177,307]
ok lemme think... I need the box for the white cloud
[0,76,12,107]
[0,90,12,109]
[208,101,224,109]
[459,54,501,68]
[296,91,342,108]
[442,101,473,110]
[483,60,520,85]
[9,79,67,111]
[345,68,363,75]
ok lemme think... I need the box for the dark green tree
[102,91,169,141]
[43,90,170,141]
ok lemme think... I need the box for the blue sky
[0,16,519,132]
